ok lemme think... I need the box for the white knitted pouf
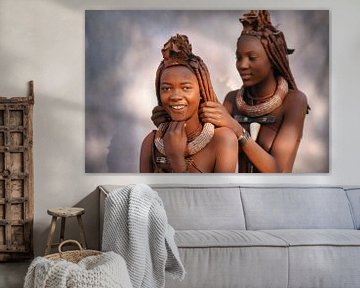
[24,251,133,288]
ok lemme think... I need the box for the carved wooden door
[0,82,34,261]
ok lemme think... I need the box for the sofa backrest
[152,185,246,230]
[99,185,358,232]
[240,186,355,230]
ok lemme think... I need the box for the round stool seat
[45,207,87,255]
[47,207,85,218]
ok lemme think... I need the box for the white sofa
[99,185,360,288]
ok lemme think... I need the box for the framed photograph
[85,10,329,173]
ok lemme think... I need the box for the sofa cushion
[175,230,288,248]
[165,246,288,288]
[287,246,360,288]
[100,185,246,231]
[153,185,246,230]
[260,229,360,288]
[240,187,355,230]
[261,229,360,246]
[345,188,360,229]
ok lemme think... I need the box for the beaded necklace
[154,122,215,156]
[236,76,288,117]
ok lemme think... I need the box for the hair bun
[161,34,193,66]
[240,10,272,33]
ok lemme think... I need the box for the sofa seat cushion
[168,231,289,288]
[166,246,288,288]
[261,229,360,246]
[175,230,288,248]
[261,230,360,288]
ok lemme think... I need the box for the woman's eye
[249,55,258,61]
[161,87,170,92]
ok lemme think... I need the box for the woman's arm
[162,121,188,172]
[140,123,188,173]
[200,91,244,139]
[213,127,238,173]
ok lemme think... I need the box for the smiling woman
[140,34,238,173]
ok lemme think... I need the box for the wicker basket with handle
[45,240,102,263]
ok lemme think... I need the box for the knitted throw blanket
[23,251,133,288]
[102,184,185,288]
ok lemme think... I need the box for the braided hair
[239,10,297,90]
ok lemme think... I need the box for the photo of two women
[85,10,329,174]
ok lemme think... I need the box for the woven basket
[45,240,102,263]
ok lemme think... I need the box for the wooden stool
[45,207,87,255]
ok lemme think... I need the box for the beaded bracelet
[238,128,250,147]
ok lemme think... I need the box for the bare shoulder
[141,131,155,151]
[223,89,240,114]
[213,126,237,145]
[286,89,308,108]
[140,131,155,172]
[284,89,308,119]
[224,89,239,104]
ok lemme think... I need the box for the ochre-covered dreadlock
[239,10,297,90]
[155,34,218,105]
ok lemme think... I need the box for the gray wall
[0,0,359,256]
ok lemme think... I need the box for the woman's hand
[200,101,242,138]
[163,121,187,172]
[151,106,170,128]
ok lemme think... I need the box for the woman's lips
[241,73,252,80]
[170,105,186,111]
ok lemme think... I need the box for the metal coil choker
[236,76,288,117]
[154,122,215,156]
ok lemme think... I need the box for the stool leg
[77,215,87,249]
[45,216,57,255]
[60,217,66,243]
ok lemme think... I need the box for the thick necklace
[154,122,215,156]
[186,122,203,142]
[235,76,288,117]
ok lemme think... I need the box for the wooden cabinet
[0,81,34,261]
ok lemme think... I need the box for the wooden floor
[0,261,30,288]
